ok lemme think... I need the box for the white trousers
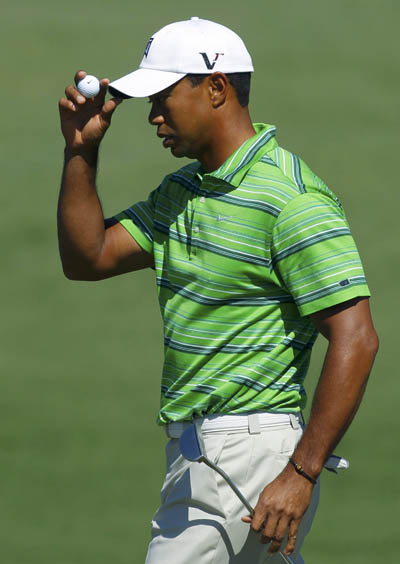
[145,414,319,564]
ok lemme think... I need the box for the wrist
[288,458,318,485]
[289,437,326,479]
[64,146,99,166]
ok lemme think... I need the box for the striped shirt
[115,123,370,424]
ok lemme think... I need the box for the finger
[268,517,289,554]
[260,515,279,545]
[241,515,252,523]
[99,78,109,94]
[74,69,87,86]
[282,519,301,556]
[100,97,123,124]
[65,84,86,105]
[59,96,78,113]
[93,78,110,103]
[250,502,269,533]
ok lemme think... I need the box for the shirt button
[194,226,199,233]
[200,196,206,203]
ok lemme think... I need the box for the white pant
[146,414,319,564]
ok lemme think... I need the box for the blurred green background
[1,0,398,562]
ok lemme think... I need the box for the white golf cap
[108,17,254,98]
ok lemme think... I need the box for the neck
[199,109,256,172]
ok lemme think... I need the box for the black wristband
[289,458,317,485]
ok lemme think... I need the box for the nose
[148,103,165,126]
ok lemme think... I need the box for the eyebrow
[149,86,175,102]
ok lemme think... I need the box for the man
[58,17,378,564]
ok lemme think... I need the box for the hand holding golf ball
[77,75,101,98]
[59,70,123,152]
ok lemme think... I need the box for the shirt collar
[197,123,277,187]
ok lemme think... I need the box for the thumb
[241,515,252,523]
[101,97,123,125]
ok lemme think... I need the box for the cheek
[183,91,210,121]
[184,106,210,138]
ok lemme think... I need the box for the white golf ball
[77,75,100,98]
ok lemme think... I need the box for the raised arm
[244,296,379,557]
[58,70,154,281]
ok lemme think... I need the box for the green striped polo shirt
[115,123,370,424]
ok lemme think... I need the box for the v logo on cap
[199,52,225,70]
[144,38,154,58]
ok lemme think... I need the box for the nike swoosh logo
[217,215,233,222]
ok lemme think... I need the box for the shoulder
[244,143,344,219]
[268,145,343,207]
[273,192,347,239]
[169,161,201,183]
[239,150,303,218]
[158,161,202,193]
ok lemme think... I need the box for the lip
[162,136,174,148]
[157,132,175,148]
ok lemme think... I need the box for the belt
[165,412,302,439]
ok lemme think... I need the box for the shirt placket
[188,176,207,260]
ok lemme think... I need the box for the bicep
[309,297,377,345]
[94,221,154,279]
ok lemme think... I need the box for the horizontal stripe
[157,277,293,306]
[272,228,351,265]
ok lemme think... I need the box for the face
[148,77,213,160]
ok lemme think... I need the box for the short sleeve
[271,192,371,316]
[113,186,160,255]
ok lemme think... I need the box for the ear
[207,72,229,108]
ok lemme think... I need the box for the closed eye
[148,94,169,104]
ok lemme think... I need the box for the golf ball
[77,75,100,98]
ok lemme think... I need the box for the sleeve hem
[114,212,153,255]
[297,286,371,317]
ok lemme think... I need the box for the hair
[186,72,251,107]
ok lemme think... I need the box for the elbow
[368,328,380,359]
[361,329,379,387]
[63,268,84,281]
[60,260,103,281]
[61,264,85,281]
[357,325,380,369]
[59,256,80,280]
[60,259,77,280]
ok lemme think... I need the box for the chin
[170,146,187,158]
[169,141,197,160]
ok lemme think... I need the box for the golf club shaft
[203,458,295,564]
[203,458,254,514]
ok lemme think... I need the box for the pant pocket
[212,433,255,518]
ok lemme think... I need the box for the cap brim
[108,68,186,98]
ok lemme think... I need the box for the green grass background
[1,0,398,562]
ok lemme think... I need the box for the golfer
[58,17,378,564]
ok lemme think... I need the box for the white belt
[165,412,302,439]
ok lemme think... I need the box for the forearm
[291,325,379,479]
[57,147,106,278]
[58,72,124,279]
